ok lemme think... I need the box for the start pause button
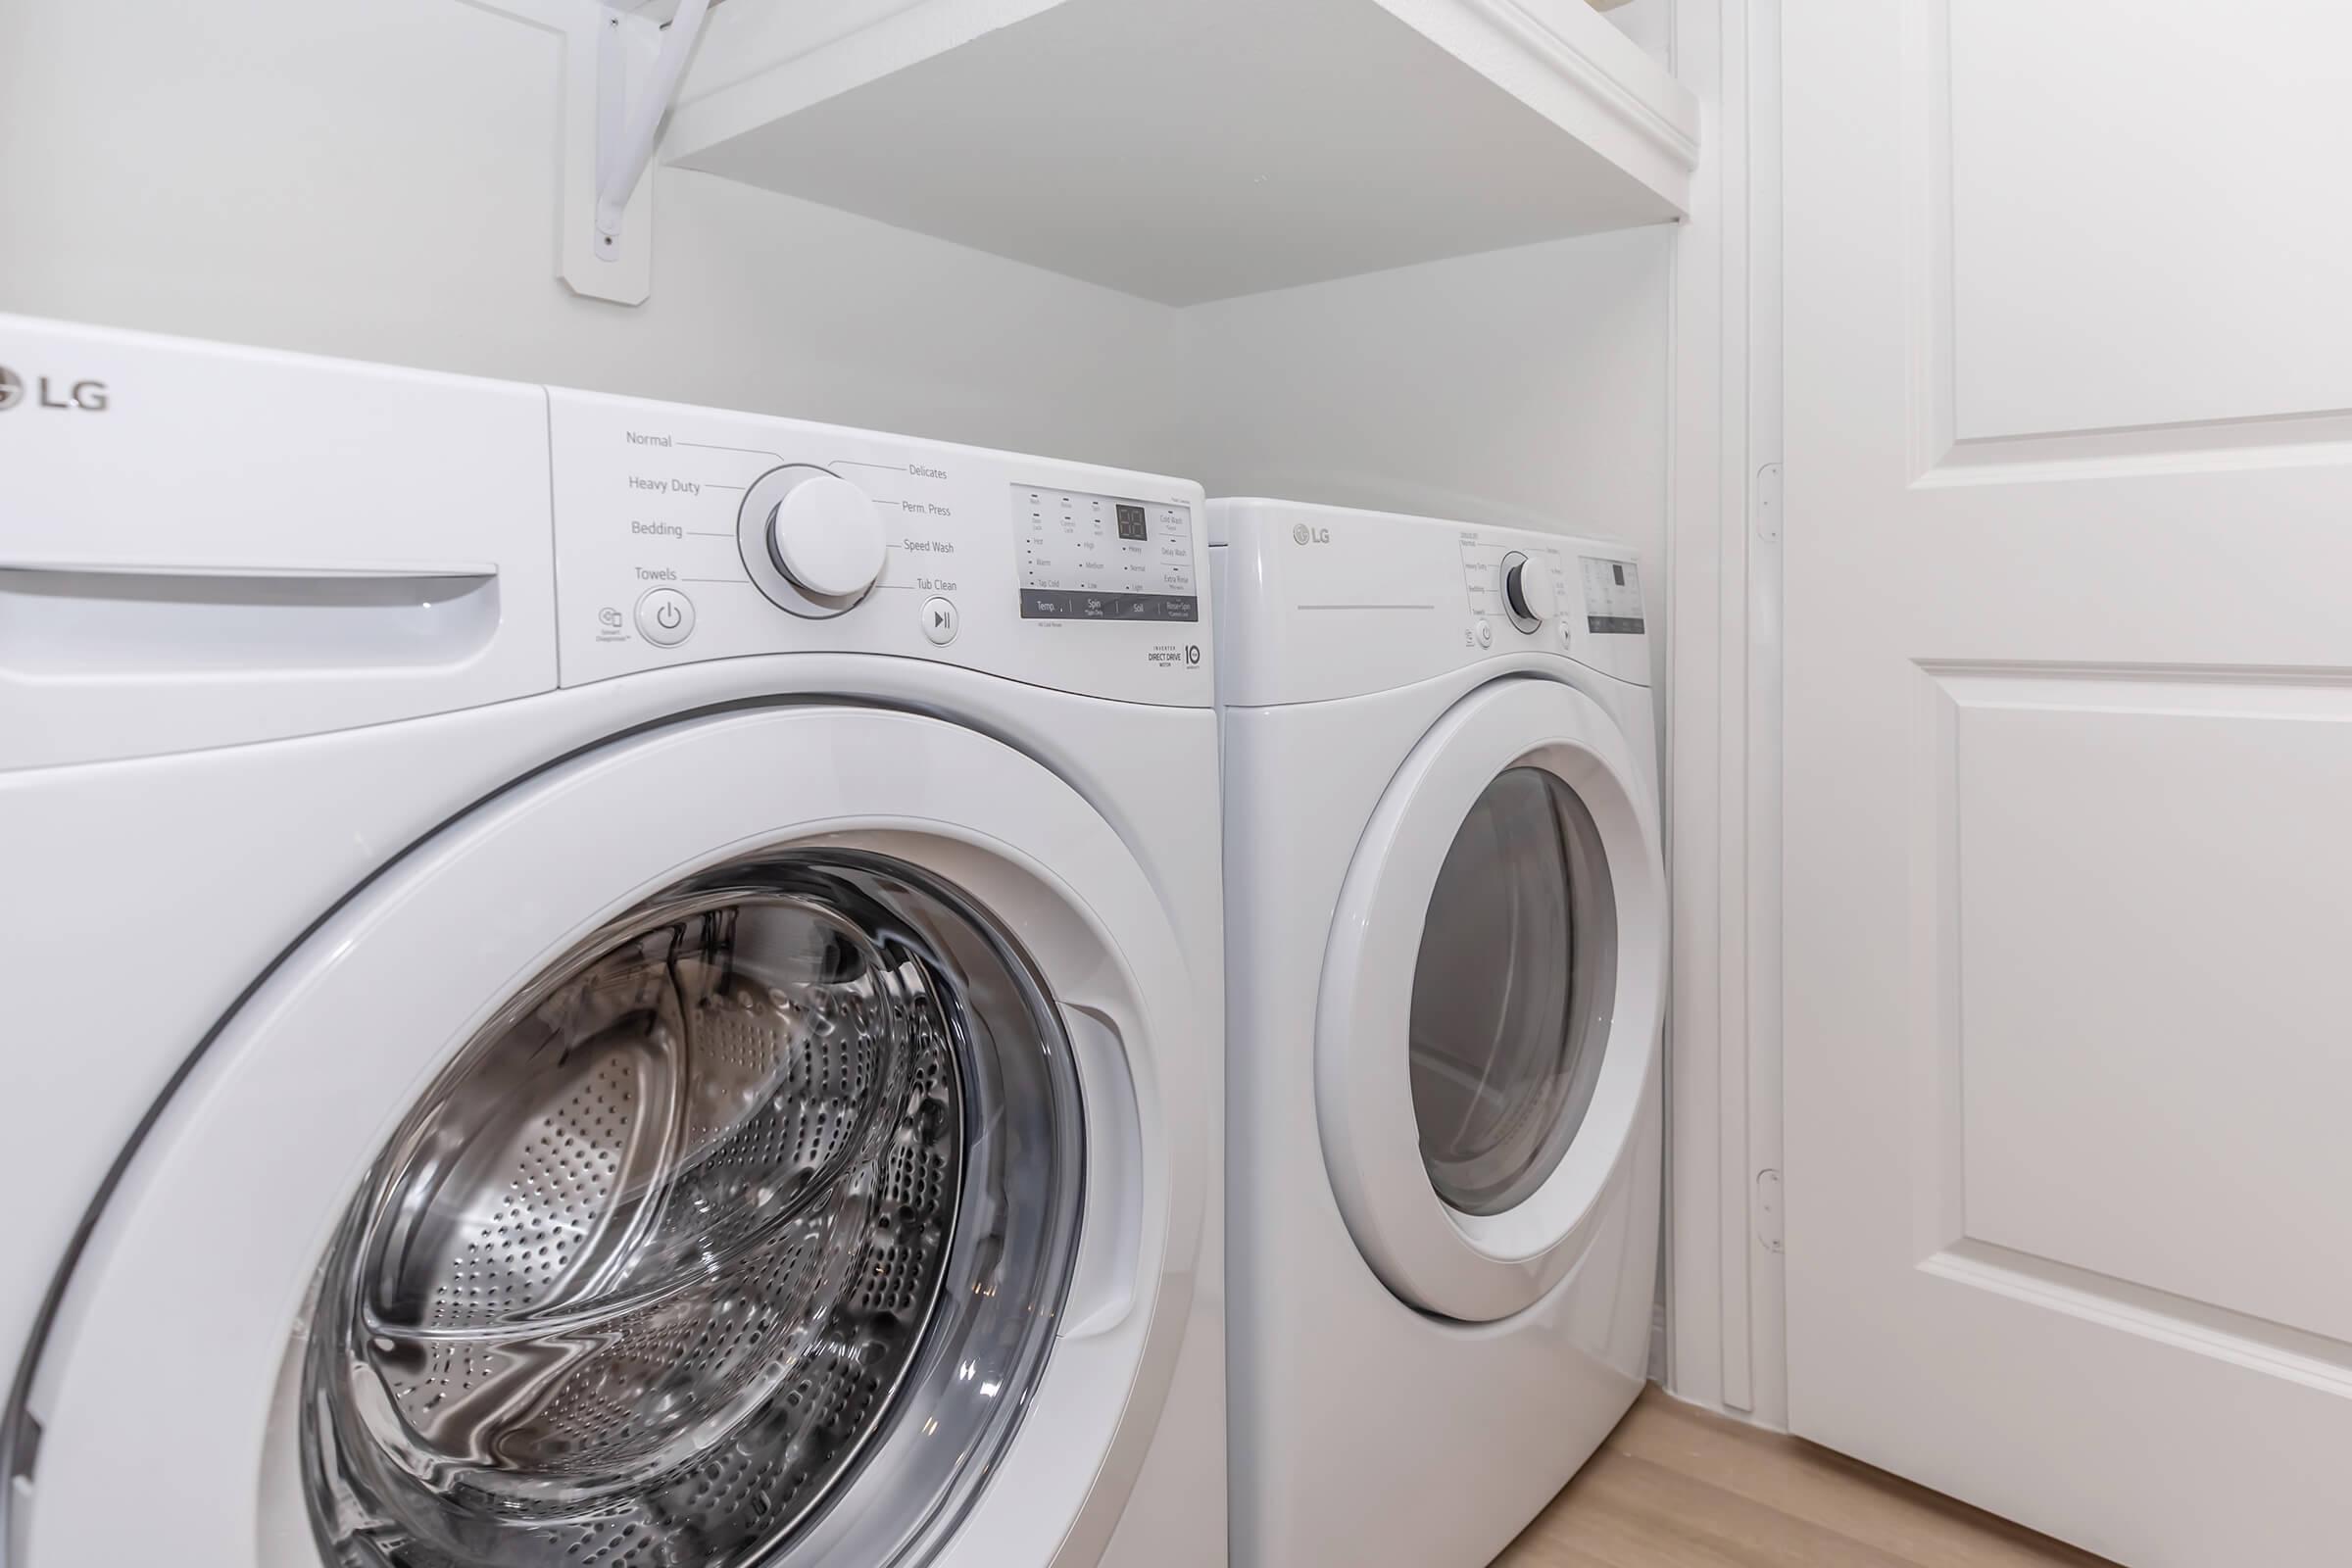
[921,596,958,646]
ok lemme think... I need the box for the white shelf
[661,0,1700,305]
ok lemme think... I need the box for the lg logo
[0,366,109,413]
[1290,522,1331,545]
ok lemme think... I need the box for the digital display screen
[1016,485,1198,622]
[1580,556,1646,634]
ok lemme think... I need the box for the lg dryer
[1213,498,1665,1568]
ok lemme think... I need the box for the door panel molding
[1904,0,2352,484]
[1925,1240,2352,1400]
[1917,662,2352,1342]
[1919,409,2352,488]
[1938,2,2352,446]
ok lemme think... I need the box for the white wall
[0,0,1671,642]
[1182,226,1675,695]
[0,0,1193,470]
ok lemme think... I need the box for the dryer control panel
[1206,498,1649,708]
[549,390,1211,707]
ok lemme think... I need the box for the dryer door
[1317,677,1664,1323]
[13,707,1206,1568]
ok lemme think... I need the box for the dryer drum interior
[300,850,1085,1568]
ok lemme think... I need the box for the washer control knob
[1501,552,1554,633]
[768,470,887,599]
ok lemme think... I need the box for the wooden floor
[1493,1388,2118,1568]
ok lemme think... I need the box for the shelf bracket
[593,0,710,261]
[460,0,710,306]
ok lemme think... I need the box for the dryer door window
[1315,677,1666,1323]
[1408,766,1616,1218]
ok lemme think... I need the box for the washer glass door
[307,852,1079,1568]
[6,705,1206,1568]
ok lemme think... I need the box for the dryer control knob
[768,470,887,600]
[1501,553,1554,633]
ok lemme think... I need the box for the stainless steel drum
[303,853,1085,1568]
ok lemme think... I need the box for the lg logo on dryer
[1290,522,1332,545]
[0,365,109,413]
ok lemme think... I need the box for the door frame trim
[1661,0,1788,1428]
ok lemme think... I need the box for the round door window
[301,850,1083,1568]
[1407,766,1617,1217]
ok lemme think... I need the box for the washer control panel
[549,389,1211,705]
[1017,485,1200,623]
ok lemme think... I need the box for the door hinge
[1753,1167,1784,1253]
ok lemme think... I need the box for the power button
[636,587,696,648]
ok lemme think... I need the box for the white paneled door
[1783,4,2352,1565]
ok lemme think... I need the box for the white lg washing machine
[0,318,1224,1568]
[1212,499,1665,1568]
